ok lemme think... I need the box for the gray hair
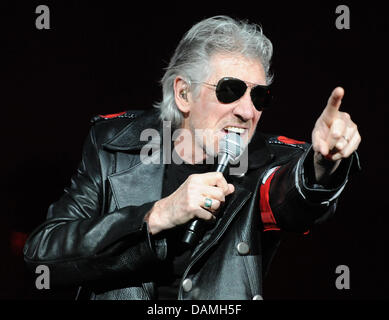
[154,15,274,128]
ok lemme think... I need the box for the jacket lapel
[108,160,164,209]
[103,109,165,209]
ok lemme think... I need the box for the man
[24,16,361,300]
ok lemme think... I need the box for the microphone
[182,132,244,247]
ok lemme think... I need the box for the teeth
[225,126,245,134]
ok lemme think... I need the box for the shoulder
[264,134,310,151]
[88,108,160,146]
[90,110,143,124]
[262,134,311,162]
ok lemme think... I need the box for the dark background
[1,1,387,300]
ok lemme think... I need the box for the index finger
[321,87,344,125]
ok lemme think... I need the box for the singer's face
[180,53,266,162]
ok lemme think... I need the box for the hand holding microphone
[144,133,242,245]
[182,132,244,246]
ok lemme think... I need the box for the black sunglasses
[202,77,272,111]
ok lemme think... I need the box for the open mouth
[223,126,247,134]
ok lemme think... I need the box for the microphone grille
[218,132,244,161]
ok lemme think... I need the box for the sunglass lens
[216,78,247,103]
[251,85,271,111]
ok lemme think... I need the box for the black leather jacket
[23,108,359,300]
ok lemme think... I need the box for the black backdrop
[1,1,387,300]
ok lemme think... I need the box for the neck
[173,124,209,164]
[173,136,207,164]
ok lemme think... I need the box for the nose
[232,90,255,122]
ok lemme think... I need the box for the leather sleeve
[23,127,163,287]
[266,146,360,232]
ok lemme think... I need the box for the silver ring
[343,135,349,143]
[204,197,212,209]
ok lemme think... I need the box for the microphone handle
[181,219,204,247]
[215,153,229,173]
[182,153,230,247]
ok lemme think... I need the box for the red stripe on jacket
[259,167,310,235]
[260,168,281,231]
[98,111,126,119]
[277,136,305,145]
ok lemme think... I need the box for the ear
[174,77,191,113]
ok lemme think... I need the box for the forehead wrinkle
[206,53,266,85]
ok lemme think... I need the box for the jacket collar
[246,130,275,169]
[103,108,274,170]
